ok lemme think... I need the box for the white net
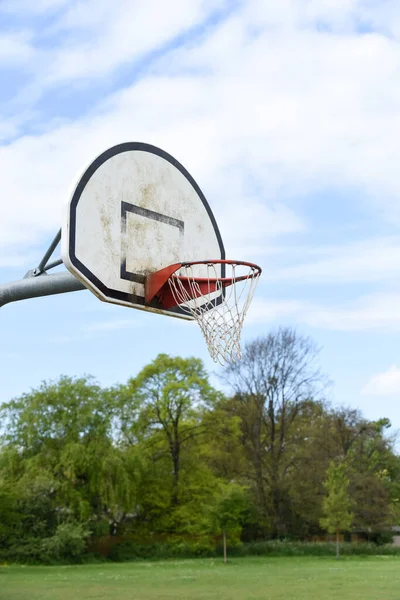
[167,261,261,365]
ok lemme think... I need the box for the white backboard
[62,142,225,319]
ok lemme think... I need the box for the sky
[1,0,400,432]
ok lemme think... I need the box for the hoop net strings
[167,263,261,365]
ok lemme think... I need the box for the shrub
[371,531,394,546]
[108,538,216,561]
[42,522,90,563]
[241,540,400,557]
[0,537,52,565]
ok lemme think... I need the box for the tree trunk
[223,529,227,563]
[254,455,268,521]
[271,478,282,538]
[171,441,180,506]
[336,530,340,559]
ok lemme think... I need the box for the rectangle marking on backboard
[120,201,184,284]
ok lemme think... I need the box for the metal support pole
[43,258,64,272]
[35,229,62,275]
[0,272,85,308]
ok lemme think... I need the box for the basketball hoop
[145,260,262,365]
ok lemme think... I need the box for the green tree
[279,399,329,538]
[314,409,396,534]
[124,354,221,507]
[286,406,397,539]
[0,480,24,552]
[1,353,398,562]
[0,376,139,539]
[210,483,250,563]
[320,461,353,558]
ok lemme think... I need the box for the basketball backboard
[61,142,225,319]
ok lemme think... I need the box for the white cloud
[241,0,397,35]
[0,252,33,269]
[246,297,305,325]
[360,0,400,39]
[0,32,36,65]
[0,67,305,267]
[306,293,400,331]
[247,292,400,332]
[263,237,400,285]
[221,202,305,258]
[362,365,400,396]
[0,0,68,14]
[13,0,229,89]
[165,4,400,212]
[2,0,400,275]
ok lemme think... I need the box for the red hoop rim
[180,258,261,269]
[145,259,262,306]
[175,259,262,285]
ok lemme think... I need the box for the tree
[1,353,398,562]
[320,461,353,558]
[124,354,222,507]
[279,399,329,537]
[210,483,250,563]
[222,328,324,537]
[313,408,396,534]
[0,376,139,537]
[0,479,24,552]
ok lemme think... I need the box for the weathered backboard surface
[61,142,225,319]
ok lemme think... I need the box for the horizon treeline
[0,327,399,563]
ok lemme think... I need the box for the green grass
[1,556,400,600]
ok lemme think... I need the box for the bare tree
[222,328,324,537]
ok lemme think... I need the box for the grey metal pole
[36,229,62,274]
[0,272,85,308]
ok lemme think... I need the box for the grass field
[1,556,400,600]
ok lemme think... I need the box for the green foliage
[370,531,395,545]
[207,482,251,550]
[0,537,51,565]
[95,539,400,561]
[241,540,400,557]
[0,523,90,565]
[42,522,90,562]
[108,538,216,561]
[319,460,354,558]
[0,376,141,541]
[0,483,24,545]
[320,461,354,535]
[0,375,111,450]
[0,347,399,565]
[119,353,224,512]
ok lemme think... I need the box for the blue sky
[1,0,400,432]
